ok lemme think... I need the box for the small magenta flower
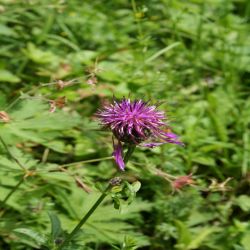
[96,98,182,170]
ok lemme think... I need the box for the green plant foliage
[0,0,249,249]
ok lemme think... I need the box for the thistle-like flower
[96,98,182,170]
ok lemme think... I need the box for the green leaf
[0,69,20,83]
[241,231,250,250]
[0,24,17,37]
[112,186,123,193]
[175,220,192,248]
[187,227,216,249]
[235,195,250,212]
[131,181,141,193]
[192,156,215,166]
[48,212,62,240]
[9,99,47,120]
[13,228,46,246]
[23,43,58,64]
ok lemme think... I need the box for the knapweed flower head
[96,98,182,170]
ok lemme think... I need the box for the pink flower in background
[172,174,194,191]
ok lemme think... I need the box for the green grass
[0,0,250,249]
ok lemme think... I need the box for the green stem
[61,156,114,168]
[58,145,136,249]
[0,136,26,215]
[0,136,26,171]
[0,177,24,215]
[57,185,110,249]
[124,145,136,164]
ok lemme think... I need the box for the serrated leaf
[9,99,47,120]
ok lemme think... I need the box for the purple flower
[96,98,182,170]
[112,140,125,171]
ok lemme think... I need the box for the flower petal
[164,132,178,139]
[113,141,125,171]
[141,142,166,148]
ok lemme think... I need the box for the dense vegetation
[0,0,250,249]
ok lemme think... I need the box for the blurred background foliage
[0,0,250,249]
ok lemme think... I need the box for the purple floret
[96,98,182,170]
[112,140,125,171]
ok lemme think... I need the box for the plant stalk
[1,177,24,207]
[58,145,136,249]
[0,136,26,171]
[124,145,136,164]
[0,136,27,215]
[57,185,110,249]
